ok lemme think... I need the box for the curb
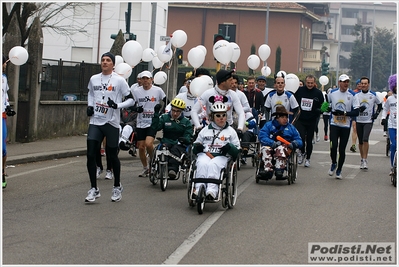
[7,149,87,166]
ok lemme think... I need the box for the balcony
[303,49,321,63]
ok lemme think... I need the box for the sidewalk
[6,135,88,166]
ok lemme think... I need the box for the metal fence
[18,59,148,101]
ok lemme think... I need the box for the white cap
[339,74,350,81]
[141,70,152,78]
[137,72,142,78]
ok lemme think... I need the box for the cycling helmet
[210,101,227,113]
[170,98,186,110]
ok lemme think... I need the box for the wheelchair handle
[276,136,290,145]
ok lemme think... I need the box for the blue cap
[355,79,361,85]
[256,75,267,81]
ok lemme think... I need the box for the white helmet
[210,101,227,113]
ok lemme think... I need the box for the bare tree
[3,2,97,46]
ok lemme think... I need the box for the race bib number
[332,115,347,125]
[300,98,313,111]
[209,146,221,154]
[94,102,111,120]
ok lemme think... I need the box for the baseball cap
[256,75,267,82]
[216,69,234,84]
[339,74,350,82]
[141,70,152,78]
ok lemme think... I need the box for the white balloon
[261,66,272,76]
[114,63,132,79]
[122,40,143,67]
[157,45,173,63]
[277,70,287,78]
[115,55,124,67]
[247,55,260,70]
[187,47,205,68]
[319,75,329,86]
[229,42,241,63]
[8,46,29,65]
[142,48,156,62]
[154,71,167,85]
[190,77,210,97]
[200,75,214,89]
[196,45,207,56]
[285,73,300,93]
[213,40,233,65]
[171,30,188,48]
[258,44,271,61]
[152,56,163,69]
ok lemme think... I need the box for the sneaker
[304,159,310,167]
[240,157,247,165]
[297,152,304,165]
[139,168,149,177]
[275,169,285,180]
[100,148,106,156]
[324,135,328,141]
[312,138,315,144]
[96,167,103,179]
[383,131,387,137]
[168,170,177,179]
[316,134,320,142]
[363,159,368,170]
[336,169,343,179]
[105,170,113,180]
[360,159,364,169]
[2,181,7,189]
[328,163,337,176]
[85,187,100,202]
[111,184,123,202]
[350,144,357,152]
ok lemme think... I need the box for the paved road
[2,123,396,265]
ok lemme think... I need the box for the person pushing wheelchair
[258,105,303,180]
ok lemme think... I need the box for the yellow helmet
[170,98,186,110]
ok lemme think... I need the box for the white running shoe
[297,152,304,165]
[96,167,103,179]
[316,134,320,142]
[363,159,368,170]
[304,159,310,167]
[360,159,364,169]
[139,168,149,177]
[85,187,100,202]
[105,170,113,180]
[111,184,123,202]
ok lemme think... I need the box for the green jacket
[151,111,193,145]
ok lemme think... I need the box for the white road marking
[6,161,80,179]
[162,176,253,265]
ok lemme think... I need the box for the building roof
[169,2,321,21]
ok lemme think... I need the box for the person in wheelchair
[192,97,240,200]
[151,98,193,179]
[258,105,303,180]
[241,111,258,163]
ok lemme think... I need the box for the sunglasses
[215,113,227,118]
[171,109,182,113]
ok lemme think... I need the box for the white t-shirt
[265,90,299,115]
[132,85,166,128]
[382,94,397,129]
[2,73,10,113]
[354,90,382,123]
[328,88,360,128]
[87,72,131,128]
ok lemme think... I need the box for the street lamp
[369,2,382,90]
[390,22,397,76]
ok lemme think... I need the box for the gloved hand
[87,106,94,116]
[272,141,281,149]
[220,144,231,155]
[359,106,366,112]
[131,106,144,113]
[236,129,243,139]
[320,102,330,113]
[245,121,249,126]
[332,110,345,116]
[178,137,190,145]
[371,112,379,120]
[288,140,298,150]
[194,143,204,153]
[288,143,294,150]
[107,97,118,109]
[5,106,16,116]
[195,127,202,136]
[381,118,387,126]
[154,104,162,114]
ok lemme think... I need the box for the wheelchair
[149,138,191,191]
[390,151,397,187]
[254,147,298,185]
[187,156,238,214]
[239,141,261,169]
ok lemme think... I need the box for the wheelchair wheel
[236,153,241,171]
[254,154,261,184]
[187,161,196,207]
[227,161,238,209]
[149,147,159,185]
[287,152,298,185]
[197,185,206,214]
[160,165,168,191]
[386,137,390,157]
[391,152,397,187]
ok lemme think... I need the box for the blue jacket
[258,119,303,148]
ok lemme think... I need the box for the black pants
[329,125,351,171]
[241,131,256,149]
[165,143,187,172]
[323,114,330,136]
[294,119,317,160]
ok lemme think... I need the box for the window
[218,24,236,42]
[72,47,92,63]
